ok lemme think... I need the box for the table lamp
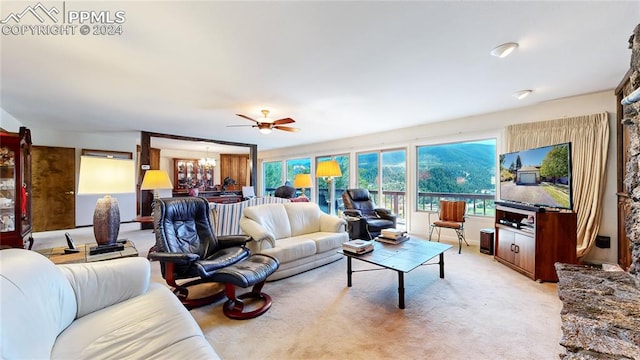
[77,156,135,246]
[316,160,342,215]
[293,173,313,199]
[140,170,173,200]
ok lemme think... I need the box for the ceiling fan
[230,110,300,134]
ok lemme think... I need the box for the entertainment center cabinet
[494,204,577,282]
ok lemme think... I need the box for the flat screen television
[498,142,573,210]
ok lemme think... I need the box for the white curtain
[505,112,609,258]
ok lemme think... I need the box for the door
[496,228,515,264]
[514,233,535,275]
[32,146,75,231]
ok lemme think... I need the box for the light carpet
[33,224,565,360]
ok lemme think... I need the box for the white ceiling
[1,1,638,152]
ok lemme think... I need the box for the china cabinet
[0,127,33,249]
[173,158,198,190]
[173,158,216,191]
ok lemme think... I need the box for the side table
[36,240,138,265]
[345,217,367,240]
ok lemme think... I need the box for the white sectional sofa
[0,249,219,360]
[240,202,348,280]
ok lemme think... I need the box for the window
[286,158,311,184]
[357,152,379,191]
[416,139,496,216]
[381,149,406,222]
[357,149,406,225]
[286,158,311,197]
[263,161,283,196]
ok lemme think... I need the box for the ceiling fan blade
[236,114,259,123]
[272,117,295,125]
[226,125,254,128]
[274,126,300,132]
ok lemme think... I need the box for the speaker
[595,235,610,249]
[480,228,494,255]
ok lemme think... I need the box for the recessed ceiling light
[490,42,519,58]
[512,90,533,100]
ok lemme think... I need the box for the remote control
[64,232,80,254]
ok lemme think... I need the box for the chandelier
[199,147,216,168]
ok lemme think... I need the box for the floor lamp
[316,160,341,215]
[77,156,135,246]
[293,173,313,199]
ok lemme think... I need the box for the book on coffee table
[375,234,409,245]
[381,228,407,239]
[342,239,374,255]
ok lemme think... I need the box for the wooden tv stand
[494,204,577,282]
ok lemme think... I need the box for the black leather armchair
[341,188,397,239]
[274,185,296,199]
[148,197,252,309]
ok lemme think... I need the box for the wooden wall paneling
[220,154,249,187]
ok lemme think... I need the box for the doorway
[32,146,75,231]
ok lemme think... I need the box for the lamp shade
[77,156,135,246]
[141,170,173,190]
[77,156,135,194]
[293,174,313,188]
[316,160,342,178]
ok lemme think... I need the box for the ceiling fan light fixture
[258,124,272,134]
[512,89,533,100]
[490,42,519,58]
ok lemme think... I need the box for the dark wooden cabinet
[0,127,33,249]
[494,204,577,282]
[172,190,242,204]
[173,158,216,191]
[173,158,198,190]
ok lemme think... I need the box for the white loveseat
[239,202,348,280]
[0,249,219,360]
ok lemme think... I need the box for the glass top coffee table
[338,238,452,309]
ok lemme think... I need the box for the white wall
[259,90,619,264]
[0,109,22,132]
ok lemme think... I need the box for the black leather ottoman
[210,254,279,319]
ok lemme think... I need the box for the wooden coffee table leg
[347,256,352,287]
[439,253,445,278]
[398,271,405,309]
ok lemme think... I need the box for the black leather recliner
[148,196,252,309]
[341,188,397,239]
[274,185,296,199]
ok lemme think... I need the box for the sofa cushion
[0,249,77,359]
[303,232,346,253]
[242,203,292,240]
[284,202,322,236]
[51,284,219,360]
[259,237,317,264]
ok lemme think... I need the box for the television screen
[499,142,573,210]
